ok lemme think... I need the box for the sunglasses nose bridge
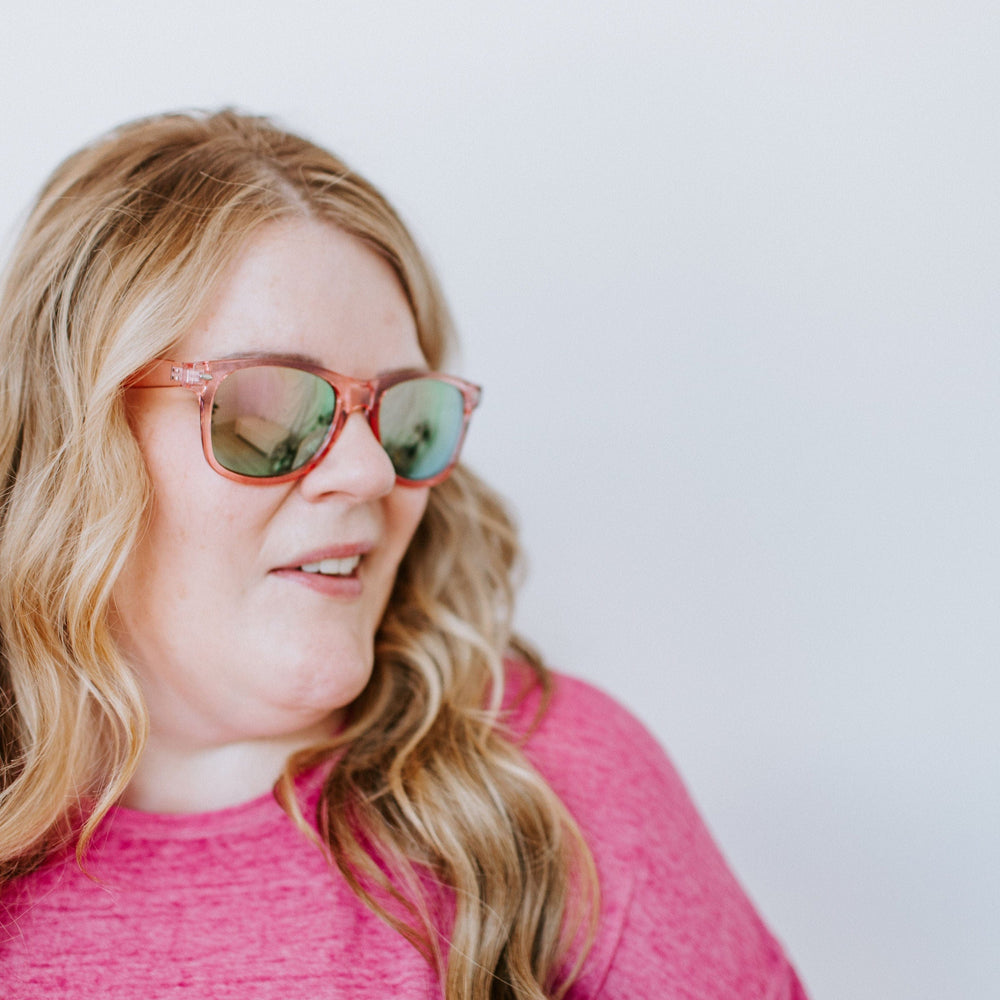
[336,378,377,418]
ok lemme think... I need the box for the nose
[297,411,397,501]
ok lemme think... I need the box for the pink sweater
[1,672,808,998]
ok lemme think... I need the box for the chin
[274,644,375,717]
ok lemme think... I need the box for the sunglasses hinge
[171,364,213,387]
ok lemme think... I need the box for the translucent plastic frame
[129,357,482,487]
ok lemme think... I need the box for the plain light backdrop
[2,3,998,997]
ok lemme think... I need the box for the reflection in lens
[379,378,464,481]
[211,366,335,477]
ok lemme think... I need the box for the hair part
[0,110,596,999]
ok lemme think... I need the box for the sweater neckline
[102,764,328,841]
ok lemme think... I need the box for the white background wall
[2,3,998,996]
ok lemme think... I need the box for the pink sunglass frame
[129,357,482,487]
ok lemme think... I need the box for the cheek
[388,487,430,558]
[372,487,429,615]
[113,412,275,633]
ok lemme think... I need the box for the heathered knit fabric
[1,671,808,998]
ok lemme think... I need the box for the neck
[122,721,336,814]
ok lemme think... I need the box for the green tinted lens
[211,366,336,478]
[379,377,465,481]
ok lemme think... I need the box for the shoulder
[502,663,692,836]
[502,662,808,999]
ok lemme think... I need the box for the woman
[0,110,807,999]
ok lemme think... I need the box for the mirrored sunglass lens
[379,378,465,481]
[211,366,336,478]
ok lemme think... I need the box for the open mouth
[297,555,362,577]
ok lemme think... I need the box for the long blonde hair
[0,110,596,999]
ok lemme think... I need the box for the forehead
[175,220,425,377]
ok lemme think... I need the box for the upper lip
[274,542,374,571]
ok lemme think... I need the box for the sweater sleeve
[510,669,809,999]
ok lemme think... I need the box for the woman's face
[113,220,429,752]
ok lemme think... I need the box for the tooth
[299,556,360,576]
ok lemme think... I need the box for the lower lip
[270,568,363,598]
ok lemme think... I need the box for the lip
[269,541,373,598]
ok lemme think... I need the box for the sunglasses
[129,357,481,486]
